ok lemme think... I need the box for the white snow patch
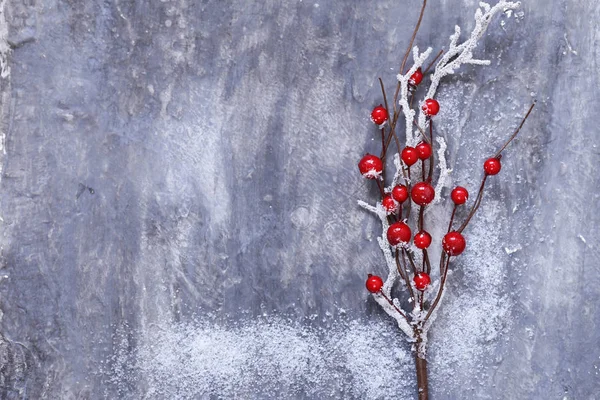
[111,318,414,399]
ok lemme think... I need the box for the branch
[414,1,521,140]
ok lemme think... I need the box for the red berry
[411,182,435,206]
[382,195,397,214]
[414,231,432,249]
[413,272,431,291]
[484,157,502,175]
[358,154,383,179]
[387,222,412,246]
[366,274,384,293]
[442,231,466,256]
[422,98,440,116]
[409,68,423,86]
[391,185,409,203]
[371,105,389,125]
[416,142,432,160]
[451,186,469,205]
[401,147,419,166]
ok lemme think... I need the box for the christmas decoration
[357,1,534,398]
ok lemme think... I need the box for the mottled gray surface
[0,0,599,399]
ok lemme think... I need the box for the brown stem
[402,247,418,275]
[393,0,428,109]
[425,255,450,322]
[423,49,443,74]
[414,331,428,400]
[447,205,457,233]
[415,355,428,400]
[427,120,434,182]
[423,249,431,274]
[379,291,409,321]
[396,251,415,302]
[375,179,385,197]
[494,102,536,158]
[378,78,391,163]
[457,175,487,233]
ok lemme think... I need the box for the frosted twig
[397,47,433,147]
[415,1,521,135]
[432,136,451,204]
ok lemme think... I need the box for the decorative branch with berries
[356,1,533,399]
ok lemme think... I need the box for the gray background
[0,0,599,399]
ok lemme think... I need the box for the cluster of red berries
[361,94,510,294]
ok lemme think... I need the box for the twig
[423,49,443,74]
[458,103,535,233]
[424,255,451,323]
[494,102,536,158]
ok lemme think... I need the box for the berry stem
[457,175,487,233]
[375,179,385,197]
[423,249,431,275]
[396,251,416,302]
[402,247,418,276]
[424,254,451,323]
[380,128,386,159]
[427,120,434,182]
[494,102,536,158]
[457,103,535,233]
[393,0,428,111]
[380,291,409,321]
[423,49,444,74]
[447,204,457,233]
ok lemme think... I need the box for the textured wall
[0,0,598,399]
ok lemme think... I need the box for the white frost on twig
[415,1,521,137]
[397,46,433,147]
[389,153,405,190]
[432,136,452,204]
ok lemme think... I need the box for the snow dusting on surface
[108,318,415,399]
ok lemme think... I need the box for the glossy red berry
[366,274,384,293]
[442,231,466,256]
[414,231,432,249]
[382,195,397,214]
[371,105,389,125]
[411,182,435,206]
[391,185,409,203]
[422,98,440,116]
[387,222,412,246]
[358,154,383,179]
[416,142,432,160]
[484,157,502,175]
[451,186,469,205]
[413,272,431,291]
[401,147,419,166]
[409,68,423,86]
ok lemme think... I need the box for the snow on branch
[415,0,521,136]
